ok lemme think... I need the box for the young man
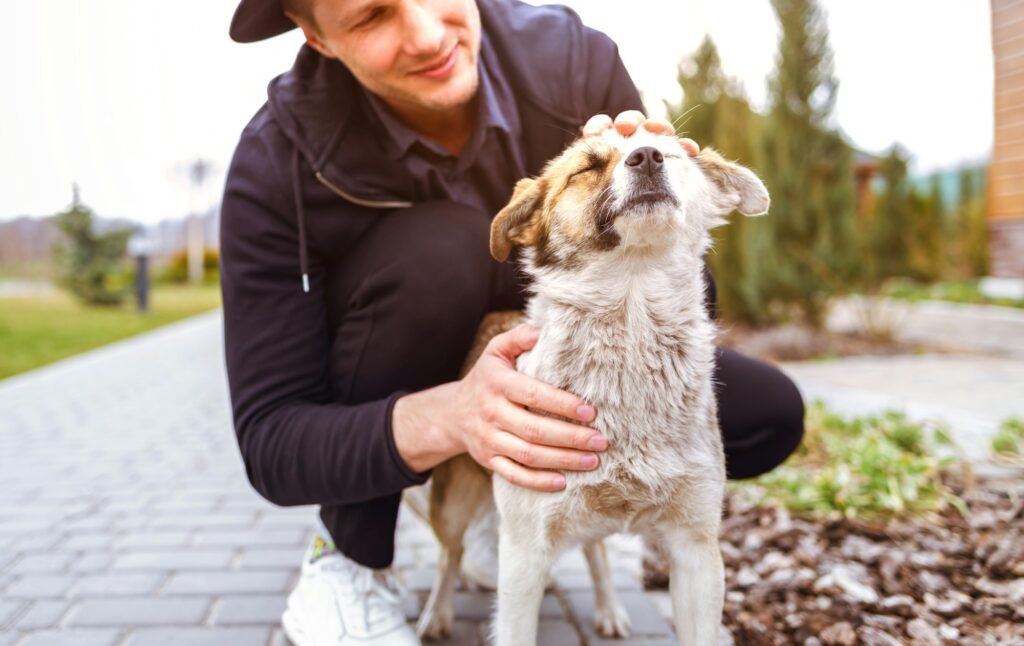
[222,1,805,644]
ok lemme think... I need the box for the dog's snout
[625,146,664,175]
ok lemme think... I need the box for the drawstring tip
[302,273,310,293]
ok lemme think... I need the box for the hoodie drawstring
[292,147,310,293]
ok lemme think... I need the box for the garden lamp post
[128,231,153,313]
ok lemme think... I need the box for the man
[222,1,805,644]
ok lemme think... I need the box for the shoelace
[323,559,406,634]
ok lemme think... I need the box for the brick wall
[989,0,1024,277]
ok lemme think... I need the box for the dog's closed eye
[568,151,608,183]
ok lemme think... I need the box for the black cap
[230,0,297,43]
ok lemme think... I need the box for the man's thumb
[490,324,540,361]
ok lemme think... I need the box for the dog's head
[490,128,769,267]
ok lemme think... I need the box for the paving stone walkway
[0,311,676,646]
[5,310,1019,645]
[781,353,1024,462]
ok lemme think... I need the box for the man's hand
[582,110,699,157]
[449,324,606,492]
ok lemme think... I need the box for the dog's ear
[490,178,545,262]
[695,148,770,217]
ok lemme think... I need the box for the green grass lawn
[0,284,222,380]
[881,278,1024,309]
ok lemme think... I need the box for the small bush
[740,403,960,520]
[52,189,132,307]
[161,248,220,285]
[991,417,1024,456]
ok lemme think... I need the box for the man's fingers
[582,113,613,137]
[678,137,700,157]
[642,117,676,135]
[489,427,599,472]
[503,372,595,423]
[486,323,540,362]
[489,455,566,492]
[496,402,606,452]
[613,110,645,136]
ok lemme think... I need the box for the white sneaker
[282,536,421,646]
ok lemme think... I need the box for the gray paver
[148,513,256,529]
[4,575,76,599]
[236,548,305,569]
[452,591,493,621]
[112,549,234,571]
[211,594,288,625]
[9,554,74,575]
[70,573,166,598]
[0,600,24,627]
[68,554,114,574]
[161,571,292,596]
[427,621,481,646]
[566,589,674,639]
[121,627,270,646]
[62,535,114,552]
[11,600,69,630]
[192,528,306,548]
[65,598,212,627]
[114,531,191,550]
[17,629,121,646]
[538,618,583,646]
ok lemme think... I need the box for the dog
[410,126,769,645]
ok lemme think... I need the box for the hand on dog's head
[490,129,769,264]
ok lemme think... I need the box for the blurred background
[1,2,1023,644]
[0,0,1017,376]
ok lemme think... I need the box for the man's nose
[625,146,664,176]
[403,1,446,56]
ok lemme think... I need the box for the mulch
[645,474,1024,645]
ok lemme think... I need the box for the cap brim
[230,0,297,43]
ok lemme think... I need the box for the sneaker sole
[281,608,308,646]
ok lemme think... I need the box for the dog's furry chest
[511,293,725,536]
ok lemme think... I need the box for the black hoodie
[219,0,644,508]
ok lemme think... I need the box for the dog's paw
[416,606,454,641]
[594,601,631,638]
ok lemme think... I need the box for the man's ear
[490,178,545,261]
[695,148,770,217]
[284,11,335,60]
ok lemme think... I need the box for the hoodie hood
[265,0,594,207]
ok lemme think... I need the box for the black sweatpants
[320,201,805,568]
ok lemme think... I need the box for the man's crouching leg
[283,201,517,646]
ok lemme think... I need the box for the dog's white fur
[413,128,769,646]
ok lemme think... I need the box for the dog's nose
[625,146,664,175]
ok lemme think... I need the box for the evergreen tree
[907,175,945,281]
[755,0,856,326]
[867,145,912,282]
[52,185,132,306]
[954,167,989,277]
[667,36,765,322]
[671,35,723,145]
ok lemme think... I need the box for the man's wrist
[391,383,464,473]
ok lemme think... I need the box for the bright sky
[0,1,993,224]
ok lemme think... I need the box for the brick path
[0,311,677,646]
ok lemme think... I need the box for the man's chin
[414,70,479,113]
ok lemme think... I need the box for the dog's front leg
[661,525,724,646]
[492,522,553,646]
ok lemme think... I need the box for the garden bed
[713,474,1024,646]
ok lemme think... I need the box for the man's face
[295,0,481,118]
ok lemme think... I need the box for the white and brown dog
[411,127,769,646]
